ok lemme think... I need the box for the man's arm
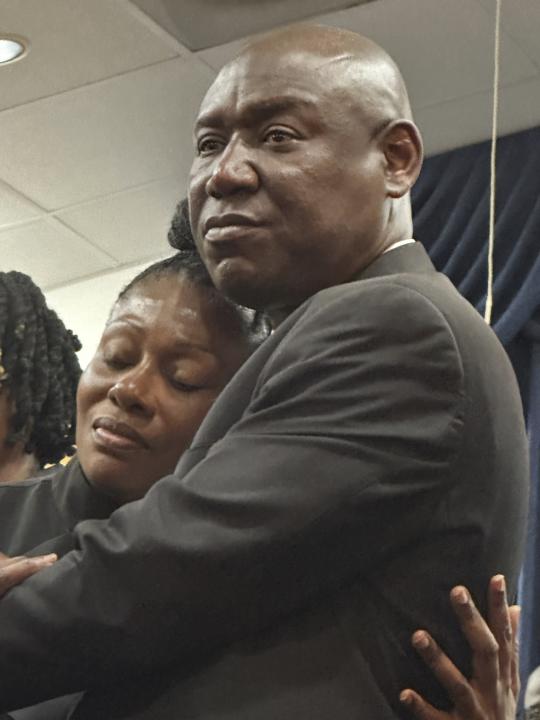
[0,283,466,710]
[402,575,519,720]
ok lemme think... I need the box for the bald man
[0,25,528,720]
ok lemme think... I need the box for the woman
[0,250,269,556]
[0,271,81,484]
[0,248,269,719]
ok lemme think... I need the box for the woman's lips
[92,417,148,452]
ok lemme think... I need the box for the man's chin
[211,259,272,310]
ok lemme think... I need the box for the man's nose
[205,139,259,198]
[107,367,155,418]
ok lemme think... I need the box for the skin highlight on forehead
[202,24,413,135]
[109,295,200,328]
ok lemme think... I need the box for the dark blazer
[0,243,529,719]
[0,459,118,557]
[0,460,117,720]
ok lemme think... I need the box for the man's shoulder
[314,268,457,306]
[290,271,459,336]
[290,268,492,347]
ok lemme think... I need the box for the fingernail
[413,631,429,649]
[452,587,468,605]
[37,554,57,564]
[400,690,412,705]
[493,574,505,593]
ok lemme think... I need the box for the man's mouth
[204,213,262,242]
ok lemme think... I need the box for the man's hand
[400,575,519,720]
[0,552,57,597]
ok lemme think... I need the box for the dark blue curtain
[411,126,540,691]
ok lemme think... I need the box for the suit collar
[355,241,436,282]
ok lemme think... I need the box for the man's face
[189,51,389,315]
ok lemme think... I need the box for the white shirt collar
[382,239,416,254]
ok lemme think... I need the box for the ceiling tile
[0,0,179,111]
[56,176,187,263]
[0,217,114,288]
[0,181,44,227]
[476,0,540,70]
[197,0,538,105]
[417,75,540,156]
[131,0,374,51]
[308,0,537,109]
[0,56,214,210]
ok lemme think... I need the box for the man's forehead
[195,55,358,128]
[195,85,322,129]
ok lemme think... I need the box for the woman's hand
[0,551,57,597]
[401,575,519,720]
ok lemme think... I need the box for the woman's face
[76,274,250,503]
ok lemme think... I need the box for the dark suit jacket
[0,460,117,720]
[0,243,529,719]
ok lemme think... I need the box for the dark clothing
[0,459,118,557]
[0,460,117,719]
[0,244,529,719]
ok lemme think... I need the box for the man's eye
[197,137,223,155]
[263,128,295,144]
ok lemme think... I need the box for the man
[0,24,528,719]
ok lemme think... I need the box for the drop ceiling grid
[0,179,45,227]
[0,216,114,285]
[0,0,181,112]
[55,175,188,264]
[0,56,214,211]
[130,0,374,51]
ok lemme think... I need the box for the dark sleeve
[0,470,66,556]
[8,693,82,720]
[0,282,465,712]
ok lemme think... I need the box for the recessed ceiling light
[0,36,29,65]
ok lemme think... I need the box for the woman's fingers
[486,575,512,688]
[400,688,447,720]
[0,554,57,597]
[409,629,481,718]
[508,605,520,699]
[449,586,500,693]
[403,578,518,720]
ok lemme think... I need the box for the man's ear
[380,120,423,199]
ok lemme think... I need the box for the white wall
[44,256,166,370]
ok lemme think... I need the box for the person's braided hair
[0,272,82,467]
[165,198,271,342]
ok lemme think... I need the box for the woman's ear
[380,120,423,199]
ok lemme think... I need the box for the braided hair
[0,272,82,467]
[165,198,271,343]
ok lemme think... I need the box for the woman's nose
[107,370,155,417]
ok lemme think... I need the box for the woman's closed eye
[169,375,206,393]
[102,350,136,371]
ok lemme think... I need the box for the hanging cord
[484,0,502,324]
